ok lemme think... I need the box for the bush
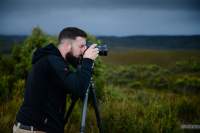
[0,75,15,102]
[0,55,15,76]
[129,81,143,89]
[174,59,200,73]
[148,76,170,90]
[174,76,200,93]
[105,64,172,90]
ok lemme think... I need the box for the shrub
[128,81,143,89]
[174,76,200,93]
[174,59,200,73]
[148,76,170,90]
[0,75,15,102]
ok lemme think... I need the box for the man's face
[70,36,87,58]
[65,36,87,66]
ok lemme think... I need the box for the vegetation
[0,27,200,133]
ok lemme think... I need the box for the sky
[0,0,200,36]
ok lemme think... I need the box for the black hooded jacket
[16,44,93,133]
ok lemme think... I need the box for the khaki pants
[13,124,46,133]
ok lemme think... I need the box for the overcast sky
[0,0,200,36]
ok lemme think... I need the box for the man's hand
[83,44,99,60]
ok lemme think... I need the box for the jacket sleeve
[47,55,93,98]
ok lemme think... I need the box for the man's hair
[58,27,87,43]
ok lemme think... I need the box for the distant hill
[97,35,200,50]
[0,35,200,54]
[0,35,27,53]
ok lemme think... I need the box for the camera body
[86,42,108,56]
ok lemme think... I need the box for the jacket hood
[32,43,62,64]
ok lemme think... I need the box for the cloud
[0,0,200,35]
[1,0,200,12]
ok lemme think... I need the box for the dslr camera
[86,42,108,56]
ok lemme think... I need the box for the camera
[86,42,108,56]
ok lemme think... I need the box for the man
[13,27,99,133]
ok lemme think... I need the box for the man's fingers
[94,48,99,52]
[89,44,97,49]
[90,45,99,54]
[83,44,99,60]
[92,48,99,54]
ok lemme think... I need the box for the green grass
[1,49,200,133]
[100,49,200,67]
[1,85,199,133]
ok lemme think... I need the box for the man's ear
[66,42,72,50]
[63,40,71,50]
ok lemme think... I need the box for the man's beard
[65,52,82,68]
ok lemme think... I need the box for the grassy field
[65,51,200,132]
[1,49,200,133]
[100,49,200,67]
[1,29,200,133]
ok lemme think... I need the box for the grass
[100,85,200,133]
[100,49,200,67]
[1,49,200,133]
[1,84,199,133]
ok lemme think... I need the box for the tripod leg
[91,87,103,133]
[80,86,90,133]
[64,98,77,124]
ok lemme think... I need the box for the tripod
[64,78,103,133]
